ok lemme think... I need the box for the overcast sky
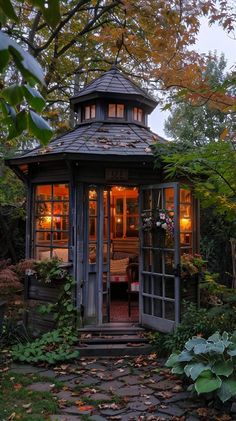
[148,18,236,138]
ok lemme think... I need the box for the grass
[0,372,59,420]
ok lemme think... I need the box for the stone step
[79,334,148,345]
[78,323,145,337]
[76,342,153,357]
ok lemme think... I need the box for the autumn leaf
[13,383,22,390]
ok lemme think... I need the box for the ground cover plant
[0,372,59,420]
[166,331,236,403]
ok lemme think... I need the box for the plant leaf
[165,353,180,367]
[212,360,234,377]
[28,110,53,144]
[217,378,236,403]
[2,84,24,106]
[23,85,46,112]
[189,363,211,381]
[0,0,19,22]
[195,370,222,394]
[185,337,206,351]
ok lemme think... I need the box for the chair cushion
[110,257,129,275]
[131,282,139,292]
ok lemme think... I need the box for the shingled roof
[70,66,157,107]
[11,122,165,164]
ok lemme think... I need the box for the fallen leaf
[14,383,22,391]
[78,405,94,411]
[196,407,209,417]
[22,403,31,409]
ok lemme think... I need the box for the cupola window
[108,103,124,118]
[133,107,143,122]
[84,104,96,120]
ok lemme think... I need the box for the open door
[140,183,180,332]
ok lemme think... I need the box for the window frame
[33,183,70,262]
[108,103,125,119]
[133,107,143,123]
[84,104,96,121]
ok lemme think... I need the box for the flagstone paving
[9,355,236,420]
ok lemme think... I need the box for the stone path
[10,355,235,420]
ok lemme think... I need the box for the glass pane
[115,216,123,237]
[53,231,69,243]
[108,103,116,117]
[180,188,191,203]
[164,277,175,299]
[143,230,152,247]
[91,104,96,118]
[35,215,51,230]
[165,188,174,208]
[152,249,162,273]
[133,107,138,120]
[89,244,96,263]
[52,248,68,262]
[164,301,175,321]
[126,217,138,237]
[153,275,163,296]
[89,200,97,216]
[153,228,166,248]
[89,189,97,200]
[180,233,192,246]
[127,198,138,214]
[164,252,174,275]
[85,105,90,119]
[52,216,69,231]
[143,274,152,294]
[53,202,69,215]
[116,198,123,214]
[103,217,108,239]
[117,104,124,117]
[89,217,97,238]
[35,247,51,260]
[103,243,108,263]
[143,248,152,271]
[35,231,51,244]
[138,108,142,122]
[153,299,162,317]
[36,185,52,200]
[143,296,152,315]
[153,189,162,209]
[36,202,52,215]
[53,184,69,200]
[143,190,151,211]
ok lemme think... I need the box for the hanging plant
[154,208,174,235]
[141,208,174,235]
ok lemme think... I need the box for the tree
[164,53,236,146]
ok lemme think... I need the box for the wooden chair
[126,262,139,317]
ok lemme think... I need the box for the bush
[150,301,236,355]
[166,331,236,403]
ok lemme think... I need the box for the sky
[148,18,236,138]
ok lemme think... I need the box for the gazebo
[7,66,199,332]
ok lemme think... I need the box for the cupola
[70,66,157,127]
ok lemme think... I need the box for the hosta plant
[166,331,236,402]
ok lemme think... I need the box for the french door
[139,183,181,332]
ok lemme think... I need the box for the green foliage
[181,253,206,279]
[11,327,79,364]
[166,331,236,402]
[150,300,236,355]
[34,257,66,283]
[0,1,58,143]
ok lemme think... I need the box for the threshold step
[79,336,148,345]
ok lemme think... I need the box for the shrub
[166,331,236,403]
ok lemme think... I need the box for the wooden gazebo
[7,66,199,332]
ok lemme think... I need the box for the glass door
[140,183,180,332]
[84,186,110,325]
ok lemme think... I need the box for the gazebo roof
[10,122,165,164]
[70,66,157,108]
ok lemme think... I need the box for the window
[34,184,69,262]
[108,103,124,118]
[133,107,143,122]
[112,187,139,238]
[84,104,96,120]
